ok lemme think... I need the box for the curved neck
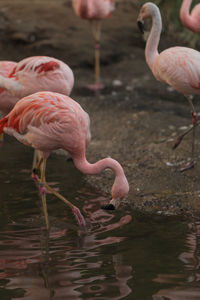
[180,0,192,24]
[145,7,162,70]
[72,154,125,178]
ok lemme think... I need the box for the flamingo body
[0,56,74,100]
[137,3,200,97]
[152,47,200,96]
[180,0,200,33]
[0,91,129,207]
[73,0,114,20]
[0,61,18,114]
[137,2,200,170]
[0,92,90,156]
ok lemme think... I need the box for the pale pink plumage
[72,0,114,19]
[0,91,129,210]
[0,56,74,99]
[137,3,200,95]
[0,61,18,114]
[137,2,200,170]
[180,0,200,33]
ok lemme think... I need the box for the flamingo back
[0,61,18,114]
[1,91,91,155]
[9,56,74,99]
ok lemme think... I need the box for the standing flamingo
[0,91,129,229]
[137,2,200,171]
[0,56,74,167]
[180,0,200,33]
[72,0,115,90]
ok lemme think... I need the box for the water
[0,138,200,300]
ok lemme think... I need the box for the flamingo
[180,0,200,33]
[0,91,129,229]
[72,0,115,90]
[0,56,74,167]
[0,56,74,99]
[137,2,200,171]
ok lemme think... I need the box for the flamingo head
[101,173,129,210]
[137,2,159,33]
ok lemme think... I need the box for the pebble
[126,85,133,91]
[167,86,174,92]
[179,126,188,131]
[112,79,123,87]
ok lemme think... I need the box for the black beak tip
[137,21,144,34]
[101,204,115,211]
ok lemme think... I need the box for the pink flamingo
[180,0,200,33]
[0,56,74,167]
[0,56,74,99]
[72,0,115,90]
[0,91,129,229]
[137,2,200,171]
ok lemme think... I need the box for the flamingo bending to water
[72,0,115,90]
[0,91,129,229]
[137,2,200,171]
[180,0,200,33]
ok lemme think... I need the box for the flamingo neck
[180,0,192,26]
[72,155,125,177]
[145,6,162,70]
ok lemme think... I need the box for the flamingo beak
[101,198,120,210]
[101,203,115,210]
[137,20,145,34]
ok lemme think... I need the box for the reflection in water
[0,193,133,300]
[2,141,200,299]
[153,222,200,300]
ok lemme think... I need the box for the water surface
[0,138,200,300]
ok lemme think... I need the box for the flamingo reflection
[0,194,133,299]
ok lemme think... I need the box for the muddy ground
[0,0,200,219]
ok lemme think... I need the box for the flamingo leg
[0,133,3,147]
[32,149,42,170]
[173,95,198,171]
[40,158,49,230]
[89,20,104,91]
[43,183,86,227]
[32,154,43,181]
[32,157,86,227]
